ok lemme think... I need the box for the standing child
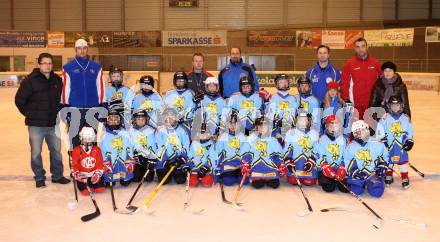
[376,95,414,189]
[105,66,134,127]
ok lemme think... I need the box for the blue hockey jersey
[106,85,135,126]
[343,139,390,180]
[163,89,196,134]
[376,113,414,165]
[242,134,284,180]
[195,95,227,136]
[100,128,134,182]
[227,93,264,132]
[155,125,190,169]
[188,140,217,174]
[314,134,346,171]
[293,94,321,131]
[215,133,248,174]
[283,128,320,179]
[266,92,298,138]
[131,91,164,129]
[128,125,158,160]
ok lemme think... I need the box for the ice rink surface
[0,88,439,242]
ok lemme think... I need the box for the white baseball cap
[75,38,88,48]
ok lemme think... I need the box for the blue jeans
[28,126,63,181]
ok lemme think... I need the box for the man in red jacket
[341,38,381,119]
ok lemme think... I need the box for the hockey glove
[198,165,210,178]
[91,170,103,184]
[241,160,251,176]
[321,162,336,179]
[402,139,414,151]
[335,166,346,181]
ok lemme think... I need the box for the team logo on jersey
[206,103,218,114]
[136,135,148,150]
[389,121,403,137]
[241,100,254,110]
[141,99,153,112]
[167,134,180,149]
[81,157,96,169]
[297,136,312,153]
[327,144,340,161]
[356,149,372,167]
[112,137,123,153]
[278,101,290,111]
[174,97,185,111]
[255,141,267,156]
[113,91,123,100]
[228,138,240,150]
[195,145,207,157]
[300,100,309,112]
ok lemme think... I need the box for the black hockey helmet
[275,74,290,91]
[387,95,404,114]
[106,108,122,131]
[109,66,123,87]
[173,71,188,90]
[239,76,254,95]
[297,77,311,95]
[139,75,155,88]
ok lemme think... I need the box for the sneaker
[402,179,410,190]
[51,176,71,184]
[385,176,394,186]
[36,180,46,188]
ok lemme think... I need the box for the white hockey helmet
[351,120,369,133]
[79,127,96,143]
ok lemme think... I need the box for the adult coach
[60,39,106,149]
[341,38,381,118]
[218,47,258,98]
[15,53,70,188]
[306,45,341,102]
[186,53,214,102]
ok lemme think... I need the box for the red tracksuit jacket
[341,55,381,118]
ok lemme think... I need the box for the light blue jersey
[155,125,190,169]
[314,134,346,172]
[266,92,298,138]
[164,89,196,134]
[100,128,134,182]
[283,128,320,179]
[227,93,264,132]
[131,92,164,129]
[105,85,135,127]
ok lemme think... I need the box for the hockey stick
[219,178,242,206]
[231,174,247,209]
[142,165,176,213]
[320,206,428,228]
[126,169,152,211]
[336,180,384,229]
[80,185,101,222]
[291,168,313,217]
[109,172,137,215]
[406,163,440,179]
[183,172,205,215]
[67,150,79,210]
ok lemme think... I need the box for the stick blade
[373,218,384,229]
[297,209,312,217]
[80,210,100,222]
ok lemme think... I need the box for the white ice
[1,88,439,242]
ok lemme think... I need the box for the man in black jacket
[15,53,70,188]
[186,53,214,103]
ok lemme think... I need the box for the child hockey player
[215,111,249,186]
[343,120,390,197]
[155,107,191,185]
[314,115,348,193]
[128,109,158,183]
[376,95,414,189]
[187,125,217,187]
[72,127,105,195]
[266,74,298,144]
[283,109,320,186]
[131,75,164,130]
[100,109,135,186]
[226,76,264,136]
[163,71,195,135]
[293,77,321,131]
[196,76,226,141]
[241,117,286,189]
[105,66,134,127]
[322,81,345,123]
